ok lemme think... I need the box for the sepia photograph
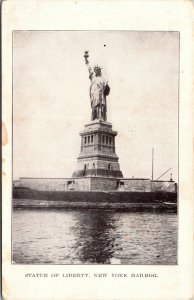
[12,30,179,265]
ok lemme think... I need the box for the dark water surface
[12,209,177,264]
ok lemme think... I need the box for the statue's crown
[93,65,102,73]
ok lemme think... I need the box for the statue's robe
[90,75,107,109]
[87,63,110,121]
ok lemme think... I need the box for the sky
[13,31,179,181]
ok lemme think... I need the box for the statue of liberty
[84,51,110,121]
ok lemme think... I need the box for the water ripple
[12,209,177,264]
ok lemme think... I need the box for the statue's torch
[84,51,89,64]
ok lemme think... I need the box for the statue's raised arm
[83,51,110,122]
[84,51,93,80]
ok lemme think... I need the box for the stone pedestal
[73,120,123,178]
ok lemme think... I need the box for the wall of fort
[150,180,177,192]
[19,178,68,191]
[90,177,118,191]
[18,177,176,192]
[118,179,151,192]
[19,177,91,191]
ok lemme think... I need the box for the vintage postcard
[2,1,194,299]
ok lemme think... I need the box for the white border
[2,1,194,299]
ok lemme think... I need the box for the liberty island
[13,51,177,209]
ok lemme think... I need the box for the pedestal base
[73,120,123,178]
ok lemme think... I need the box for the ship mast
[152,147,154,180]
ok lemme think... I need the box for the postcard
[2,1,194,299]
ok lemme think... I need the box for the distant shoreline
[13,188,177,213]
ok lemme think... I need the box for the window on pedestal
[108,164,111,170]
[84,137,87,144]
[106,136,108,144]
[102,135,105,143]
[92,163,96,176]
[88,136,90,143]
[91,135,93,143]
[83,164,87,176]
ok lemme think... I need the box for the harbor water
[12,208,177,264]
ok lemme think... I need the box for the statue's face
[94,70,101,77]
